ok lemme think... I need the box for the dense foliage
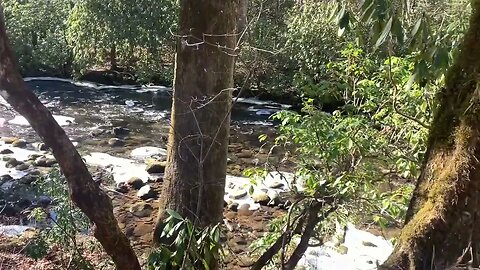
[3,0,176,83]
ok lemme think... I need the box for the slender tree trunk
[154,0,237,237]
[110,42,117,70]
[0,5,140,270]
[381,1,480,269]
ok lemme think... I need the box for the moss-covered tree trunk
[153,0,236,237]
[0,4,140,270]
[381,1,480,269]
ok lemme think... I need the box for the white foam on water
[84,152,150,183]
[236,97,292,109]
[9,115,75,126]
[130,147,167,160]
[298,224,393,270]
[24,77,171,93]
[137,85,171,93]
[0,225,34,237]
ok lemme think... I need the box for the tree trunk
[153,0,237,236]
[0,5,141,270]
[110,42,117,70]
[381,1,480,269]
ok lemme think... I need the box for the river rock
[28,154,43,160]
[146,162,166,174]
[127,177,145,189]
[237,150,253,158]
[129,202,153,217]
[0,149,13,154]
[232,236,248,245]
[238,204,253,216]
[108,138,125,147]
[0,174,13,182]
[228,202,239,211]
[34,157,47,167]
[15,163,30,171]
[115,183,129,194]
[268,181,284,189]
[34,157,56,167]
[1,137,18,144]
[252,192,270,205]
[45,158,57,167]
[113,127,130,136]
[90,129,106,137]
[229,189,247,199]
[32,143,49,151]
[11,139,27,148]
[5,158,21,168]
[137,185,156,200]
[237,255,254,267]
[19,175,37,185]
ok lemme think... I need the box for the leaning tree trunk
[153,0,237,235]
[0,5,141,270]
[381,1,480,269]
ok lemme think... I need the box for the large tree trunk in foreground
[154,0,236,235]
[381,1,480,269]
[0,5,140,270]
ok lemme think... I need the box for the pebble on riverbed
[108,138,125,147]
[137,185,157,200]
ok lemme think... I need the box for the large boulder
[146,161,166,174]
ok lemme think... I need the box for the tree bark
[0,5,141,270]
[154,0,237,234]
[381,1,480,269]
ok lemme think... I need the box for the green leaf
[375,16,393,48]
[166,209,183,220]
[433,46,449,71]
[360,0,375,22]
[336,5,346,25]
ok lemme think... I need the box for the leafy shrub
[148,209,223,270]
[26,169,95,269]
